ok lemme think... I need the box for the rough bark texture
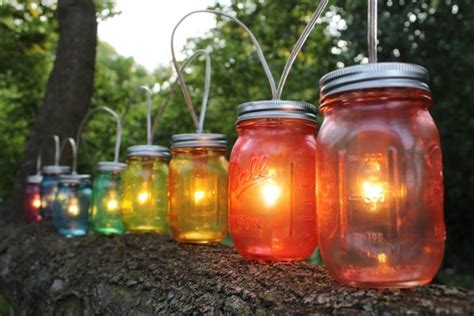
[0,0,97,223]
[0,223,472,315]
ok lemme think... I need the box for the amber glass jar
[229,100,319,261]
[121,145,171,233]
[316,63,445,288]
[168,134,228,243]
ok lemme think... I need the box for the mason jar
[24,174,43,224]
[40,165,70,219]
[121,145,171,233]
[228,100,319,261]
[316,62,445,288]
[52,174,92,237]
[168,134,228,243]
[90,162,127,235]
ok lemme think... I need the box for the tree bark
[0,0,97,223]
[0,223,472,315]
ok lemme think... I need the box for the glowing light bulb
[32,198,41,209]
[377,253,387,264]
[106,199,119,211]
[68,198,80,216]
[193,190,205,203]
[362,181,385,211]
[261,183,281,206]
[137,191,150,205]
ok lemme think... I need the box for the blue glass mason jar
[40,165,70,219]
[52,174,92,237]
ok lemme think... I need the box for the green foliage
[0,0,472,284]
[0,0,57,201]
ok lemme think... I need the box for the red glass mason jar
[24,174,43,224]
[316,63,445,288]
[229,100,319,261]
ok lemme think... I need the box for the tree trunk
[0,0,97,223]
[0,223,472,315]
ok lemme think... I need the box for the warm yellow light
[261,183,281,206]
[106,199,119,211]
[68,199,79,217]
[137,191,150,205]
[194,190,206,203]
[32,198,41,209]
[362,181,385,211]
[377,253,387,264]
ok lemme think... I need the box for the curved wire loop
[35,134,61,174]
[76,106,123,163]
[171,9,278,116]
[276,0,328,98]
[152,49,211,136]
[122,86,154,145]
[59,137,77,174]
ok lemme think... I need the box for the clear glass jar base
[340,278,433,289]
[175,231,225,244]
[92,227,124,235]
[58,228,87,238]
[126,226,167,234]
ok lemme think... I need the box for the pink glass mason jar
[229,100,319,261]
[316,63,445,288]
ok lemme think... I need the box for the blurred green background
[0,0,473,291]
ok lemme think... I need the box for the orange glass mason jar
[316,63,445,288]
[168,134,228,243]
[229,100,319,261]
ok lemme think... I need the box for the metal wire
[276,0,329,98]
[152,50,211,136]
[59,137,77,174]
[76,106,123,163]
[170,9,278,117]
[368,0,378,63]
[123,86,154,145]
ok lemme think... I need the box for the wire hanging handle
[76,106,123,163]
[152,50,211,136]
[368,0,378,63]
[171,9,277,117]
[35,134,61,174]
[59,138,77,174]
[276,0,329,98]
[123,86,154,145]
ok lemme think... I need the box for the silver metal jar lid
[26,175,43,184]
[319,62,430,99]
[237,100,317,123]
[58,174,91,184]
[171,133,227,149]
[126,145,171,160]
[41,165,71,175]
[97,161,127,172]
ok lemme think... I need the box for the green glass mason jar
[90,162,127,235]
[121,145,171,233]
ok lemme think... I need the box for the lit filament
[68,198,80,217]
[137,191,150,205]
[106,198,119,211]
[194,190,206,203]
[377,253,387,264]
[362,181,385,211]
[261,183,281,206]
[32,197,41,209]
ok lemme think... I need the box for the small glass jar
[24,175,43,224]
[317,63,445,288]
[229,100,319,261]
[52,174,92,237]
[169,134,228,243]
[40,165,70,219]
[90,162,127,235]
[121,145,171,233]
